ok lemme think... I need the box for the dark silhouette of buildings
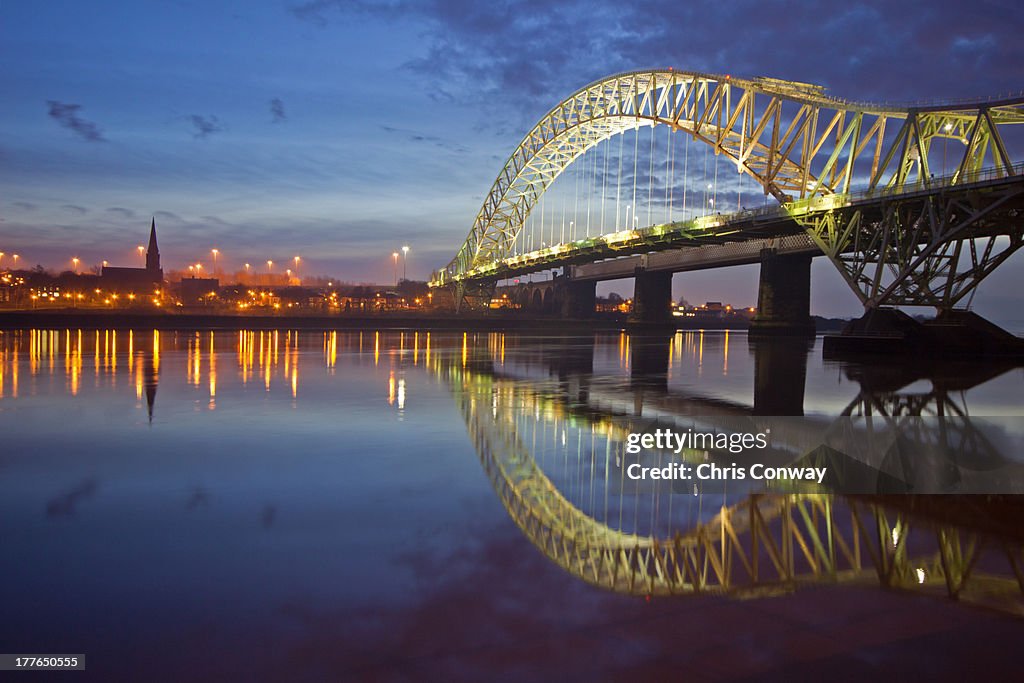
[100,218,163,291]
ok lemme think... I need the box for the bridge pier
[629,270,673,324]
[749,250,815,337]
[558,276,596,318]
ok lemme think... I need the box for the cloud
[12,201,36,211]
[46,101,105,141]
[270,98,287,123]
[106,206,135,218]
[61,204,88,214]
[379,124,469,153]
[154,210,183,222]
[189,114,223,139]
[288,0,1024,130]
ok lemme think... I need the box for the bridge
[429,331,1024,613]
[430,70,1024,337]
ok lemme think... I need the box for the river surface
[1,328,1022,681]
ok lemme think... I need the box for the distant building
[179,277,220,305]
[101,218,164,292]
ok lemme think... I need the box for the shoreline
[0,309,770,332]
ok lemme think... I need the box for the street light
[211,248,219,272]
[244,263,250,273]
[392,252,399,287]
[266,260,273,273]
[12,254,19,267]
[401,246,409,282]
[293,255,300,280]
[72,257,80,274]
[137,245,145,265]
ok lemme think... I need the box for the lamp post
[392,252,399,287]
[293,256,300,282]
[401,246,409,282]
[943,122,953,177]
[12,254,18,268]
[137,245,145,265]
[72,257,80,274]
[267,260,273,273]
[211,248,219,274]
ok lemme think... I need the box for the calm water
[1,328,1022,681]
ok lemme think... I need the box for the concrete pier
[749,250,814,336]
[629,270,673,324]
[559,279,596,318]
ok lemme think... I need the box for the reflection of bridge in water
[432,331,1024,614]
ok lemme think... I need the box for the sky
[2,0,1024,317]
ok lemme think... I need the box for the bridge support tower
[559,275,596,319]
[629,270,673,324]
[749,250,814,337]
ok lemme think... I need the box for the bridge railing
[431,161,1024,286]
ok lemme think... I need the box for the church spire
[146,217,161,271]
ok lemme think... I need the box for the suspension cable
[631,124,640,229]
[646,123,654,228]
[615,131,624,231]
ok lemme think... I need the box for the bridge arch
[437,70,1024,288]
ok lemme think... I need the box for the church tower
[146,217,161,272]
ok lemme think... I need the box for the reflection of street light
[392,252,399,286]
[401,246,409,282]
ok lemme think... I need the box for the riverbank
[0,309,847,332]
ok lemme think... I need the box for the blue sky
[2,0,1023,317]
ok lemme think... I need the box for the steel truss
[801,178,1024,308]
[435,70,1024,291]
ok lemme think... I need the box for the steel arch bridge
[432,70,1024,311]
